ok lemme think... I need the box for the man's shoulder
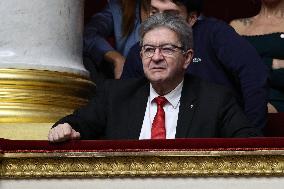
[184,74,233,95]
[108,0,121,7]
[197,16,227,26]
[102,77,148,93]
[195,16,233,33]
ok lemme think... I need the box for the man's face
[150,0,189,20]
[141,27,192,85]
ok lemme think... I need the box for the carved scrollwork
[1,152,284,178]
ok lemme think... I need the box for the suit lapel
[126,80,149,139]
[175,75,198,138]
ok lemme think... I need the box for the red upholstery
[264,113,284,137]
[1,114,283,153]
[1,137,284,153]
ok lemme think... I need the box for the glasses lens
[161,45,176,55]
[143,46,155,57]
[142,44,183,57]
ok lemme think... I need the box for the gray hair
[139,13,193,51]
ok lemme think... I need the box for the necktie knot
[154,96,167,107]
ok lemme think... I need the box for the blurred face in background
[150,0,188,19]
[150,0,198,26]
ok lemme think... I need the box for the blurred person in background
[84,0,150,83]
[230,0,284,113]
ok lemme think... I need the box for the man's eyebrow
[164,9,179,14]
[150,6,158,10]
[142,43,178,47]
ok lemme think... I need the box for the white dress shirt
[139,81,183,139]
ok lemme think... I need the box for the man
[48,13,261,142]
[121,0,269,129]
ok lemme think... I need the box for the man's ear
[140,50,143,59]
[183,49,194,69]
[187,11,198,26]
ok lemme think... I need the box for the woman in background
[230,0,284,113]
[84,0,149,81]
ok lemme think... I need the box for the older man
[48,13,261,142]
[121,0,269,129]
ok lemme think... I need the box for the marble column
[0,0,94,139]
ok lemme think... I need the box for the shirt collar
[149,81,184,109]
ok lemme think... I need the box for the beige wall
[1,178,284,189]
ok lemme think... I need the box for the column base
[0,69,95,139]
[0,123,52,140]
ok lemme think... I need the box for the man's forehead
[150,0,188,18]
[151,0,185,9]
[142,28,179,44]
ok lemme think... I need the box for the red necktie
[151,96,168,139]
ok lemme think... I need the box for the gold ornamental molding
[0,69,95,123]
[1,150,284,178]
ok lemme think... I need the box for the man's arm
[83,2,117,64]
[84,1,127,79]
[48,81,110,141]
[210,21,268,128]
[218,90,263,137]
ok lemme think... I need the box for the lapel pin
[190,104,194,109]
[281,34,284,38]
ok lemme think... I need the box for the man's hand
[48,123,81,143]
[113,59,125,79]
[272,59,284,69]
[267,103,278,113]
[104,51,126,79]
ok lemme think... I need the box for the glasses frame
[141,43,185,58]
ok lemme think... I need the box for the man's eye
[164,10,179,15]
[144,47,155,53]
[150,8,157,15]
[161,47,174,54]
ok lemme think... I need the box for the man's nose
[151,48,164,61]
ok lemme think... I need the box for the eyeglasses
[141,43,184,58]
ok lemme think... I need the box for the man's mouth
[150,66,166,70]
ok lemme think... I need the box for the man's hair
[139,13,193,51]
[174,0,203,15]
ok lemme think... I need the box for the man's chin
[145,71,167,82]
[148,76,166,84]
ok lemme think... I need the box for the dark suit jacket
[54,74,262,139]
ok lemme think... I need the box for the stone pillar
[0,0,94,139]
